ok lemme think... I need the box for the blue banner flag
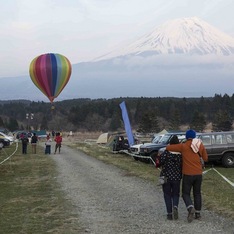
[119,101,134,146]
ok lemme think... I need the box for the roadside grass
[70,142,234,220]
[0,142,82,234]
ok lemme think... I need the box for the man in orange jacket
[166,129,208,223]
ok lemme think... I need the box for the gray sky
[0,0,234,77]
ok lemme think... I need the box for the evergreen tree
[213,110,232,131]
[190,111,206,132]
[7,118,19,131]
[137,112,159,133]
[0,116,4,127]
[109,112,122,131]
[169,108,181,131]
[40,116,48,130]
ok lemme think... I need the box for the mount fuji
[95,17,234,60]
[1,17,234,101]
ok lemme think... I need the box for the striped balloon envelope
[29,53,72,103]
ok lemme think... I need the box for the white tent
[96,133,109,144]
[158,129,168,135]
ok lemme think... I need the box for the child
[45,135,52,154]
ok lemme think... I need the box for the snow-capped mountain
[1,17,234,101]
[95,17,234,61]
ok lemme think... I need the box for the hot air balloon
[29,53,72,103]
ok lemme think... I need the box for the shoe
[187,207,195,223]
[195,212,201,220]
[167,214,173,220]
[173,207,178,220]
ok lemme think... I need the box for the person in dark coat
[31,133,38,154]
[21,136,29,154]
[159,135,182,220]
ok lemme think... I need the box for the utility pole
[26,113,34,132]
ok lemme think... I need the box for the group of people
[45,132,63,154]
[21,131,63,155]
[21,133,38,154]
[158,129,208,223]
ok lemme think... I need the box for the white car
[0,132,14,143]
[130,134,164,155]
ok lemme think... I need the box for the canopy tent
[157,129,168,135]
[96,132,109,144]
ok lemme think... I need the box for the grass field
[0,140,233,233]
[0,142,82,234]
[70,141,234,220]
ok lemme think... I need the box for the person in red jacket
[54,132,62,154]
[166,129,208,223]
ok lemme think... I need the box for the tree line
[0,93,233,133]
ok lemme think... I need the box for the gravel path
[50,145,234,234]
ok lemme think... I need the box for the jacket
[159,150,182,181]
[55,136,62,144]
[166,139,208,175]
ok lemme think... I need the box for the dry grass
[0,143,83,234]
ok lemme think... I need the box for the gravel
[50,145,234,234]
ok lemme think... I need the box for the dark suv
[139,132,186,162]
[197,131,234,168]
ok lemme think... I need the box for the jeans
[31,143,37,154]
[22,144,27,154]
[162,180,181,214]
[182,175,202,211]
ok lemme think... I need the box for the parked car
[196,131,234,168]
[130,134,164,155]
[0,132,14,143]
[0,136,11,148]
[139,132,186,162]
[157,131,234,168]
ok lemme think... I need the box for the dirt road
[50,145,234,234]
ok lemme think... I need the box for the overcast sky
[0,0,234,77]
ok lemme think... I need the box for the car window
[200,135,212,145]
[152,135,161,143]
[158,135,171,144]
[226,134,234,143]
[213,134,227,144]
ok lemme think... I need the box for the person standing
[54,132,62,154]
[159,135,182,220]
[21,136,29,154]
[45,135,52,154]
[166,129,208,223]
[31,133,38,154]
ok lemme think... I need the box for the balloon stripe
[35,56,49,97]
[41,55,52,98]
[56,56,71,96]
[54,54,62,97]
[45,54,54,100]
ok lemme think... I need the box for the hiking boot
[167,214,173,220]
[195,212,201,220]
[173,207,178,220]
[187,207,195,223]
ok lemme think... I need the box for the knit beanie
[186,129,196,139]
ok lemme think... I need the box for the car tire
[222,153,234,168]
[0,142,4,148]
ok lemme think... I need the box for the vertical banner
[119,101,134,146]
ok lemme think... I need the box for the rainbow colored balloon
[29,53,72,103]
